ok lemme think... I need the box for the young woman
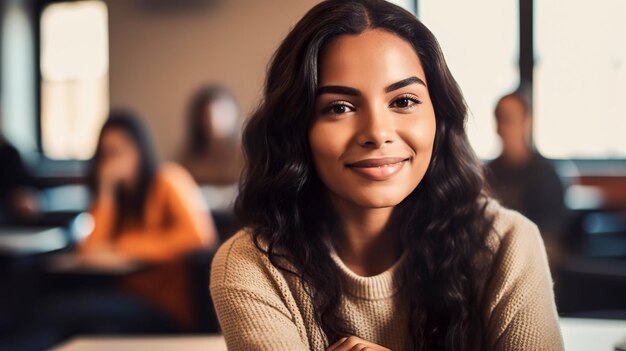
[210,1,563,350]
[82,111,217,328]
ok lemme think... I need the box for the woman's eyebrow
[317,85,360,96]
[317,76,427,97]
[384,76,427,92]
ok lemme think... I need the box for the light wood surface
[560,317,626,351]
[0,226,67,255]
[51,318,626,351]
[52,335,227,351]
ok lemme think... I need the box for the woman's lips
[345,157,409,181]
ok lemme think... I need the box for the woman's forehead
[317,29,427,89]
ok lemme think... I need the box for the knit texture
[210,201,564,350]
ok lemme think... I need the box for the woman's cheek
[310,120,347,156]
[309,124,333,173]
[309,123,350,184]
[401,116,436,153]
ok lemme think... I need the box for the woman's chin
[345,191,410,209]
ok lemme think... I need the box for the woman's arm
[80,193,116,253]
[114,165,217,262]
[80,156,127,253]
[484,212,564,351]
[210,232,311,351]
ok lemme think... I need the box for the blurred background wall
[106,0,319,160]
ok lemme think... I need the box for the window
[418,0,519,159]
[387,0,416,13]
[40,0,109,160]
[1,2,37,153]
[534,0,626,159]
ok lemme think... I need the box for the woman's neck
[330,195,402,277]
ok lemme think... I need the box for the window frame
[31,0,107,183]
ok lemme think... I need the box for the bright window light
[535,0,626,159]
[419,0,519,159]
[1,3,37,153]
[387,0,415,13]
[40,0,109,160]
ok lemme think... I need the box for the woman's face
[203,98,239,140]
[496,96,531,149]
[100,128,141,187]
[309,29,437,209]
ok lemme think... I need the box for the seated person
[486,92,565,264]
[81,110,218,329]
[0,127,39,224]
[179,85,243,210]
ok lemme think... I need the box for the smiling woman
[310,30,435,211]
[209,1,564,350]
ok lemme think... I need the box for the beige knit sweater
[210,201,564,350]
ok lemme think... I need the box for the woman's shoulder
[153,162,201,195]
[150,163,208,210]
[483,199,551,289]
[156,162,196,184]
[485,198,543,251]
[211,229,276,289]
[213,229,261,266]
[481,200,561,349]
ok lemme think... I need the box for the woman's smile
[345,157,410,181]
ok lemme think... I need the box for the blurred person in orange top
[81,110,218,329]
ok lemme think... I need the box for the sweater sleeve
[484,210,564,351]
[210,232,310,351]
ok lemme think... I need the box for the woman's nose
[356,106,395,148]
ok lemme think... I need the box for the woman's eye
[390,96,422,109]
[332,105,350,114]
[324,102,354,115]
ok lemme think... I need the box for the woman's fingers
[326,336,391,351]
[325,336,346,351]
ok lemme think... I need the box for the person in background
[82,110,218,329]
[486,92,565,264]
[180,85,243,185]
[0,105,40,224]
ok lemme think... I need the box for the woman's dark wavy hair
[235,0,495,349]
[88,110,159,235]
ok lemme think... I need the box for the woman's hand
[78,246,132,269]
[326,336,392,351]
[9,188,40,220]
[98,159,124,197]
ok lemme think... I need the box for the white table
[52,335,227,351]
[560,317,626,351]
[50,318,626,351]
[0,226,67,255]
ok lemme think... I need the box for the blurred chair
[210,209,241,243]
[184,208,241,333]
[556,208,626,317]
[185,249,219,333]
